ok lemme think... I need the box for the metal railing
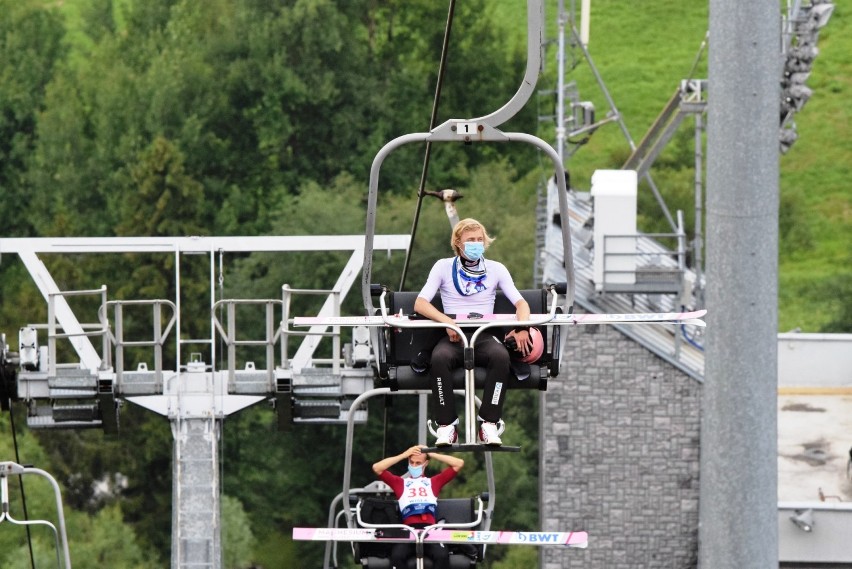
[99,299,177,388]
[46,286,110,376]
[281,285,343,374]
[211,299,283,390]
[209,285,348,388]
[34,283,353,391]
[601,232,686,294]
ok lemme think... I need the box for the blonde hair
[451,218,495,256]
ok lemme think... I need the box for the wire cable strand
[399,0,457,292]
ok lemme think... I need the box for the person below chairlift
[372,445,464,569]
[414,218,533,447]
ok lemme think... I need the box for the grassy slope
[495,0,850,332]
[774,3,852,331]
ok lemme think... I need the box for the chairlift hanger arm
[362,0,574,314]
[361,132,574,314]
[1,463,73,568]
[402,0,547,291]
[474,0,546,129]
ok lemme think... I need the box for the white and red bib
[398,477,438,519]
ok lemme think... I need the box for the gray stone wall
[541,323,702,569]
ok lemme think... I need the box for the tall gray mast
[700,0,779,567]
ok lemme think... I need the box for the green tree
[0,0,65,237]
[66,504,158,568]
[0,506,159,569]
[222,494,257,569]
[115,136,205,237]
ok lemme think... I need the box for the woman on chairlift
[413,218,534,447]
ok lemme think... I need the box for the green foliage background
[0,0,849,567]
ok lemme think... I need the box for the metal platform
[420,444,521,454]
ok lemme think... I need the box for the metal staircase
[621,79,708,180]
[539,180,705,379]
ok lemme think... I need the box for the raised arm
[425,451,464,473]
[372,445,422,476]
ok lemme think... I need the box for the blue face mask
[408,464,424,478]
[463,241,485,261]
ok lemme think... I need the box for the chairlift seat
[354,495,483,569]
[376,288,561,392]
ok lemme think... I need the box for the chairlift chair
[371,286,564,395]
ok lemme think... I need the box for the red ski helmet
[515,327,544,364]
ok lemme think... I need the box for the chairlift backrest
[435,497,476,525]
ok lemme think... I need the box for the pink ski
[293,309,705,328]
[292,527,588,548]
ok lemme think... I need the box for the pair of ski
[292,309,706,328]
[292,526,588,548]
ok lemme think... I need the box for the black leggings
[429,332,510,425]
[390,541,449,569]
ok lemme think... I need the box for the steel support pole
[700,1,780,567]
[171,417,221,569]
